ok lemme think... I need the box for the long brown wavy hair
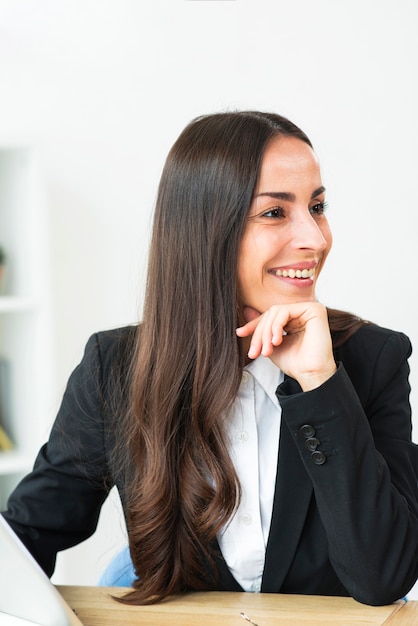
[115,111,368,604]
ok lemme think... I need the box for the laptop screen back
[0,515,83,626]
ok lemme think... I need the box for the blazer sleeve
[1,332,115,577]
[276,327,418,605]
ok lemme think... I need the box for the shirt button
[240,513,252,525]
[236,431,249,443]
[241,371,250,384]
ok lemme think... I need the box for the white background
[0,0,417,598]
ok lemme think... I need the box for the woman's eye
[310,201,328,216]
[262,207,285,219]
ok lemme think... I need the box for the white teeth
[276,268,315,279]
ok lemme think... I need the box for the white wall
[1,0,417,597]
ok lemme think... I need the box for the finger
[263,307,289,350]
[271,310,290,345]
[236,317,259,337]
[260,314,275,356]
[246,320,264,358]
[246,307,284,357]
[254,309,277,357]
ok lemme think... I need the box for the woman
[3,111,418,606]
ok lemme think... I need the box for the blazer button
[300,424,316,439]
[305,437,320,451]
[311,451,327,465]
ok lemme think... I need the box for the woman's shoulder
[94,324,138,352]
[82,324,138,379]
[334,321,412,368]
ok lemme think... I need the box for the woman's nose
[293,213,328,251]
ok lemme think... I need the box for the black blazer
[3,323,418,605]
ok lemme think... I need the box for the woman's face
[238,135,332,315]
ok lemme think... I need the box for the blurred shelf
[0,296,37,313]
[0,146,51,499]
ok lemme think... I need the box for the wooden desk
[57,586,418,626]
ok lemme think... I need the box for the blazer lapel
[261,417,313,591]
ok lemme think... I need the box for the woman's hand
[236,302,337,391]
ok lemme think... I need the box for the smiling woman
[2,111,418,607]
[238,137,332,312]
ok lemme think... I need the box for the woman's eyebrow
[255,186,326,201]
[312,186,326,198]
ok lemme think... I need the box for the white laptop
[0,515,83,625]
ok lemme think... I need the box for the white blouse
[217,356,283,592]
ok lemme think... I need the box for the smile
[275,268,315,279]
